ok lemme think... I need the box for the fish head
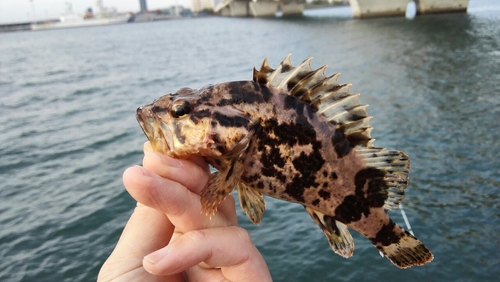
[136,87,213,158]
[136,85,253,161]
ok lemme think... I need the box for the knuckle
[231,226,252,244]
[185,229,208,243]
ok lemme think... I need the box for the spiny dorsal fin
[253,55,373,149]
[254,56,411,211]
[253,55,315,93]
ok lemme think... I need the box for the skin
[98,142,271,282]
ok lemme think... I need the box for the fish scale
[136,55,433,269]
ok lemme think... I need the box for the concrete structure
[280,2,305,16]
[192,0,216,13]
[349,0,407,18]
[139,0,148,12]
[416,0,469,14]
[216,0,305,17]
[348,0,469,18]
[249,1,280,17]
[218,0,249,16]
[215,0,469,18]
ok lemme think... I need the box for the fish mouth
[136,104,171,154]
[136,105,154,141]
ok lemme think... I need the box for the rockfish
[136,55,433,268]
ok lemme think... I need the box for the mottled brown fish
[136,55,433,268]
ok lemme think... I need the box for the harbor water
[1,1,499,281]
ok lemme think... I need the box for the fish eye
[170,100,191,118]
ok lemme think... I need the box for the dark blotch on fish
[213,112,250,128]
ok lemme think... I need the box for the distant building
[191,0,215,13]
[140,0,148,12]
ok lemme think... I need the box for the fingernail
[164,156,182,168]
[143,141,153,153]
[144,246,170,265]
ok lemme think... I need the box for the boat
[31,1,130,31]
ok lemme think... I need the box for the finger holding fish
[145,140,238,225]
[124,153,237,232]
[118,147,266,280]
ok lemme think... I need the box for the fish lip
[136,104,170,153]
[136,105,154,140]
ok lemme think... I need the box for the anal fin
[238,183,266,224]
[305,207,354,258]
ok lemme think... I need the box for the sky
[0,0,192,24]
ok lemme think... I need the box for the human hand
[98,142,271,282]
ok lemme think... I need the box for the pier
[215,0,305,17]
[214,0,470,18]
[350,0,469,18]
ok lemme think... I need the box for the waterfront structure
[350,0,469,18]
[215,0,470,18]
[215,0,305,17]
[192,0,216,13]
[416,0,468,15]
[140,0,148,12]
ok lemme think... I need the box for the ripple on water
[1,5,500,281]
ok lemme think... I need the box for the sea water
[1,1,499,281]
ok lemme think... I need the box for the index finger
[142,141,238,226]
[123,164,237,233]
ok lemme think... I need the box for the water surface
[1,1,499,281]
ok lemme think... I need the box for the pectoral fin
[238,182,266,224]
[305,206,354,258]
[201,160,243,217]
[200,126,255,217]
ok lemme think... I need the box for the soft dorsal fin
[253,55,373,149]
[356,148,410,210]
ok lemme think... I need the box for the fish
[136,55,433,268]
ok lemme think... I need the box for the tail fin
[373,222,433,268]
